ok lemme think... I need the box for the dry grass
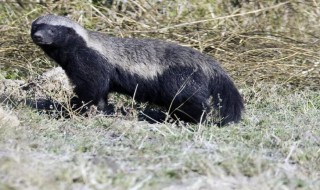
[0,0,320,189]
[1,0,320,88]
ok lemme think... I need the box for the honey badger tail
[211,75,244,126]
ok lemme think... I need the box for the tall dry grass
[0,0,319,89]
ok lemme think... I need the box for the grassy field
[1,0,320,189]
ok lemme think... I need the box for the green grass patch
[1,86,320,189]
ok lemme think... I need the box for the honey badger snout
[32,31,44,43]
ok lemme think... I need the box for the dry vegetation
[0,0,320,189]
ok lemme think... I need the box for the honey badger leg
[71,82,109,112]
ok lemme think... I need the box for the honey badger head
[31,14,88,47]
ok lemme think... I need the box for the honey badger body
[31,14,244,125]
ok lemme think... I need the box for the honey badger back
[31,14,244,125]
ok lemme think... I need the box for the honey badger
[31,14,244,125]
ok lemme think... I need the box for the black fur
[31,14,244,125]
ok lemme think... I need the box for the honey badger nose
[32,31,44,42]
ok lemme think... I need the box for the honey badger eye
[48,29,54,35]
[32,25,38,31]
